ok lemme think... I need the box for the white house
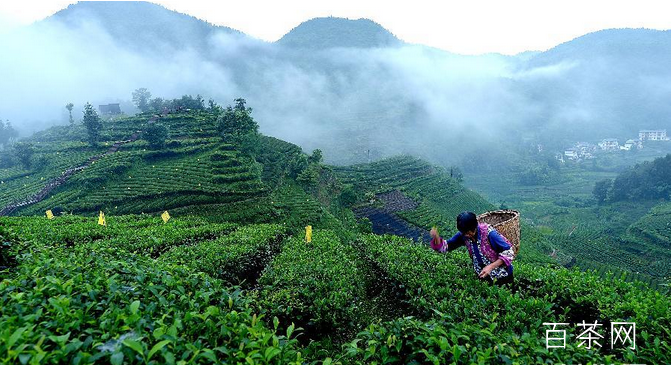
[598,138,619,151]
[639,129,669,141]
[621,139,643,151]
[564,148,579,160]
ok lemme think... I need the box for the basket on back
[477,210,520,254]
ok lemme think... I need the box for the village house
[564,147,579,160]
[621,139,643,151]
[598,138,619,151]
[555,152,565,163]
[639,129,669,141]
[99,103,122,115]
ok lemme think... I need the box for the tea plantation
[1,108,669,364]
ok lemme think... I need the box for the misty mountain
[529,28,671,68]
[3,1,671,170]
[277,17,402,49]
[46,1,244,55]
[517,28,671,147]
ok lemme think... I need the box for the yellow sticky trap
[46,210,54,220]
[98,211,106,226]
[305,225,312,243]
[161,211,171,223]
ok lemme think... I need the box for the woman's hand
[479,264,494,278]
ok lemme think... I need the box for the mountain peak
[44,1,241,53]
[277,17,402,49]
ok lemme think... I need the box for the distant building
[564,148,579,160]
[621,139,643,151]
[598,138,619,151]
[99,103,122,115]
[639,129,668,141]
[576,142,596,154]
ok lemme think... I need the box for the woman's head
[457,211,478,238]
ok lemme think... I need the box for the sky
[2,0,671,55]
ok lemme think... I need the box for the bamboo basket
[477,210,520,254]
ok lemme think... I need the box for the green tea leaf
[129,300,140,315]
[148,340,171,361]
[8,326,28,349]
[122,339,144,356]
[110,352,124,365]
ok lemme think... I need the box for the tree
[208,98,222,113]
[143,123,169,150]
[339,185,358,206]
[297,164,321,187]
[216,98,259,142]
[169,95,206,110]
[288,154,309,178]
[0,120,18,149]
[517,166,549,185]
[132,88,152,113]
[65,103,74,125]
[593,179,612,204]
[82,102,103,146]
[308,149,323,164]
[148,97,165,112]
[14,142,34,169]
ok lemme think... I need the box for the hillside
[1,105,670,363]
[0,109,549,263]
[528,28,671,69]
[277,17,402,49]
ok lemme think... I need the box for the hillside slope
[1,107,669,363]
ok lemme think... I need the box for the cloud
[3,14,668,169]
[0,16,240,134]
[511,61,579,80]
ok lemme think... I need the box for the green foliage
[82,102,103,146]
[288,154,309,178]
[146,95,206,112]
[0,120,18,149]
[13,143,34,169]
[216,99,258,143]
[296,164,321,187]
[148,97,165,112]
[518,165,551,185]
[0,226,303,364]
[609,154,671,201]
[132,88,151,113]
[160,224,286,286]
[174,95,205,110]
[338,185,358,207]
[65,103,74,125]
[628,202,671,247]
[142,123,169,150]
[308,149,323,164]
[0,223,20,270]
[341,233,671,364]
[257,230,368,340]
[593,178,612,204]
